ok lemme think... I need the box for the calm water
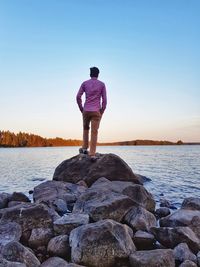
[0,146,199,207]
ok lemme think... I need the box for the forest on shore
[0,130,184,147]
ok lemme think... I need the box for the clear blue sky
[0,0,199,142]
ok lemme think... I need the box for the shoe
[79,148,88,154]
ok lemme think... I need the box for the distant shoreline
[0,130,199,147]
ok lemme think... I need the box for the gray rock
[33,180,86,213]
[123,206,156,232]
[0,255,26,267]
[7,201,26,208]
[53,153,142,186]
[90,177,155,212]
[54,213,89,235]
[0,193,11,209]
[0,222,22,253]
[0,203,54,244]
[133,230,155,250]
[173,243,197,264]
[160,209,200,227]
[0,203,53,233]
[197,252,200,267]
[155,207,171,218]
[189,216,200,239]
[73,186,135,222]
[28,227,54,248]
[179,260,197,267]
[70,219,135,267]
[9,192,30,203]
[41,257,86,267]
[2,241,40,267]
[151,226,200,254]
[129,249,175,267]
[47,235,70,260]
[181,197,200,211]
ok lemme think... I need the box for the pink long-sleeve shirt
[76,77,107,113]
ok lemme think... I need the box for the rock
[70,219,135,267]
[173,243,197,264]
[181,197,200,211]
[47,235,70,260]
[160,209,200,227]
[41,257,86,267]
[133,230,155,250]
[160,198,175,208]
[2,241,40,267]
[53,153,142,186]
[0,193,11,209]
[0,255,26,267]
[73,185,135,222]
[54,213,89,235]
[179,260,198,267]
[9,192,30,203]
[197,252,200,267]
[155,207,170,218]
[123,206,156,232]
[28,227,54,248]
[7,201,26,208]
[0,203,54,244]
[33,180,86,213]
[129,249,175,267]
[188,216,200,239]
[0,203,32,219]
[90,177,155,212]
[0,204,53,232]
[0,222,22,253]
[150,226,200,254]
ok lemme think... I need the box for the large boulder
[123,206,156,232]
[90,177,155,212]
[0,193,11,209]
[69,219,135,267]
[2,241,40,267]
[133,230,156,250]
[160,209,200,227]
[173,243,197,265]
[179,260,198,267]
[129,249,175,267]
[53,153,142,186]
[151,226,200,254]
[0,222,22,253]
[33,180,87,213]
[41,257,86,267]
[0,255,26,267]
[73,186,135,222]
[0,203,54,244]
[28,227,54,249]
[53,213,89,235]
[181,197,200,211]
[9,192,30,203]
[47,235,71,260]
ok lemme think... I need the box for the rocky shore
[0,153,199,267]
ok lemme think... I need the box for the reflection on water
[0,145,199,207]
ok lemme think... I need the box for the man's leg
[89,112,101,156]
[82,112,90,151]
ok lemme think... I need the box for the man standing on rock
[76,67,107,160]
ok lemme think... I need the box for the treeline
[0,131,82,147]
[100,139,183,146]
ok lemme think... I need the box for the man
[76,67,107,160]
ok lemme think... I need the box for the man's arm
[76,83,84,112]
[101,83,107,114]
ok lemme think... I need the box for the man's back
[77,77,107,112]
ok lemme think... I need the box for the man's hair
[90,67,99,78]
